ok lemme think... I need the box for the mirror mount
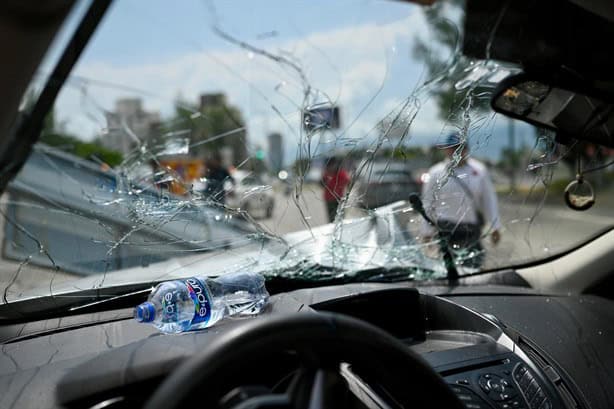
[492,72,614,148]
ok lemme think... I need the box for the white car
[226,170,275,219]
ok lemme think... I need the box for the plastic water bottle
[133,272,269,333]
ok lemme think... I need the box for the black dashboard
[1,283,613,409]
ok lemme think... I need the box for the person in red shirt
[322,157,351,222]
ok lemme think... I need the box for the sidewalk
[497,185,614,219]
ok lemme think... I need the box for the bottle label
[161,290,179,323]
[185,277,212,325]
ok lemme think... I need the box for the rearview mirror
[491,74,614,147]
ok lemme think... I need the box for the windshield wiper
[0,261,433,324]
[263,262,429,294]
[408,194,459,283]
[0,282,157,324]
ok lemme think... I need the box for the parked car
[226,170,275,219]
[355,161,420,208]
[4,145,252,276]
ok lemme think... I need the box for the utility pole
[508,118,516,191]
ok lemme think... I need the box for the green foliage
[40,110,123,167]
[412,0,491,121]
[161,96,248,161]
[496,147,524,170]
[74,142,123,166]
[392,146,424,160]
[245,158,268,174]
[547,178,570,195]
[377,146,425,160]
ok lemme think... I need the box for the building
[103,98,160,155]
[267,132,283,172]
[200,93,226,108]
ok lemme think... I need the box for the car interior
[2,0,614,409]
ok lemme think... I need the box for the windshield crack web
[4,0,612,306]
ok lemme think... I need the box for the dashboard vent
[518,337,580,409]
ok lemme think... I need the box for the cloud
[54,5,447,162]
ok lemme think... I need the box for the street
[260,185,614,270]
[2,183,614,302]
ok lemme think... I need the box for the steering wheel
[145,312,464,409]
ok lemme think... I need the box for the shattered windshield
[3,0,614,306]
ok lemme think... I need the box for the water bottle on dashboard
[133,271,269,333]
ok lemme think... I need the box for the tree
[412,0,491,122]
[162,95,248,163]
[40,109,123,167]
[496,146,524,174]
[376,113,412,140]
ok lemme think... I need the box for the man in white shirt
[420,134,501,268]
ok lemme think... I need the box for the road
[2,184,613,302]
[260,185,614,270]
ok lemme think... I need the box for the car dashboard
[1,283,613,409]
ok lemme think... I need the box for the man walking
[204,153,233,205]
[421,134,501,268]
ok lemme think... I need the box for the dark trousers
[326,200,338,222]
[436,220,484,268]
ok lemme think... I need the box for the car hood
[14,200,444,302]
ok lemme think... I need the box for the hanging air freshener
[564,176,595,211]
[564,157,595,211]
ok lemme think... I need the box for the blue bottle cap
[134,302,156,323]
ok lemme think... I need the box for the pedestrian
[322,157,351,222]
[150,159,171,192]
[420,133,501,269]
[204,153,233,205]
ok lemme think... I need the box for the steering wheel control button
[538,399,552,409]
[504,388,517,398]
[488,380,504,393]
[492,389,517,402]
[510,364,554,409]
[525,379,539,401]
[451,386,463,393]
[514,365,528,381]
[479,377,491,392]
[480,374,501,386]
[448,384,490,409]
[529,392,546,409]
[510,399,524,408]
[478,374,518,402]
[518,372,533,390]
[458,394,474,402]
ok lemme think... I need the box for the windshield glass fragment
[2,0,614,307]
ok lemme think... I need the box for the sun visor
[463,0,614,80]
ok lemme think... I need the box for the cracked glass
[2,0,614,309]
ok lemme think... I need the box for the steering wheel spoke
[220,386,291,409]
[286,368,350,409]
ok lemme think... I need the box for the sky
[44,0,534,165]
